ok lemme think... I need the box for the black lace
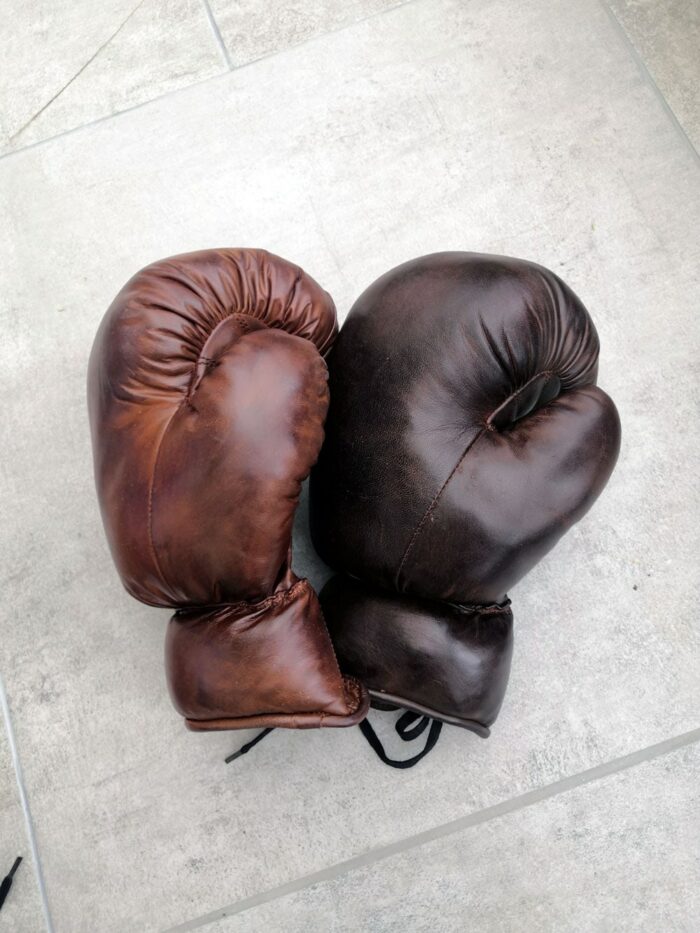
[0,857,22,912]
[359,711,442,768]
[225,727,274,763]
[224,711,443,769]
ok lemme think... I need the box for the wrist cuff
[319,574,513,735]
[166,577,369,731]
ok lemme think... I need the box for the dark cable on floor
[0,857,22,912]
[225,727,275,763]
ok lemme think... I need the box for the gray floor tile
[0,0,226,155]
[0,698,46,931]
[608,0,700,152]
[208,0,402,66]
[0,0,698,929]
[208,742,700,932]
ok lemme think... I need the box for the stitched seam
[316,597,360,715]
[485,369,554,427]
[395,425,488,586]
[395,369,559,587]
[147,400,187,598]
[189,707,359,725]
[451,598,511,614]
[175,576,309,616]
[186,313,254,400]
[340,677,363,715]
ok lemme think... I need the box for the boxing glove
[88,248,368,732]
[310,252,620,762]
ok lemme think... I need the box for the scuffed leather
[89,248,368,730]
[311,252,621,728]
[167,579,366,729]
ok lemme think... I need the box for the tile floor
[0,1,698,930]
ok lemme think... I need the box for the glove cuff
[165,577,369,731]
[319,574,513,735]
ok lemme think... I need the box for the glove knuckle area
[91,247,336,402]
[404,384,622,602]
[348,250,599,402]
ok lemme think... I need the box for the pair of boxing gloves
[88,248,620,767]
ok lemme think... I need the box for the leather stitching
[186,313,254,400]
[175,576,309,615]
[147,400,188,600]
[486,369,554,428]
[316,598,362,715]
[395,369,558,589]
[395,424,488,588]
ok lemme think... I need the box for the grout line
[221,0,419,72]
[0,70,228,164]
[599,0,700,165]
[1,1,696,170]
[0,0,420,164]
[164,725,700,932]
[6,0,148,149]
[0,674,54,932]
[200,0,233,70]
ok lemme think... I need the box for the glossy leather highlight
[320,575,513,735]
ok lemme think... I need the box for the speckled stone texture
[0,0,698,929]
[0,0,226,153]
[207,0,402,66]
[610,0,700,150]
[0,695,45,930]
[207,744,700,932]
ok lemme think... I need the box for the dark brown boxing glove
[310,252,620,764]
[88,248,368,732]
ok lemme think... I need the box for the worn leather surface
[88,248,368,730]
[320,575,513,734]
[167,578,366,729]
[311,251,621,728]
